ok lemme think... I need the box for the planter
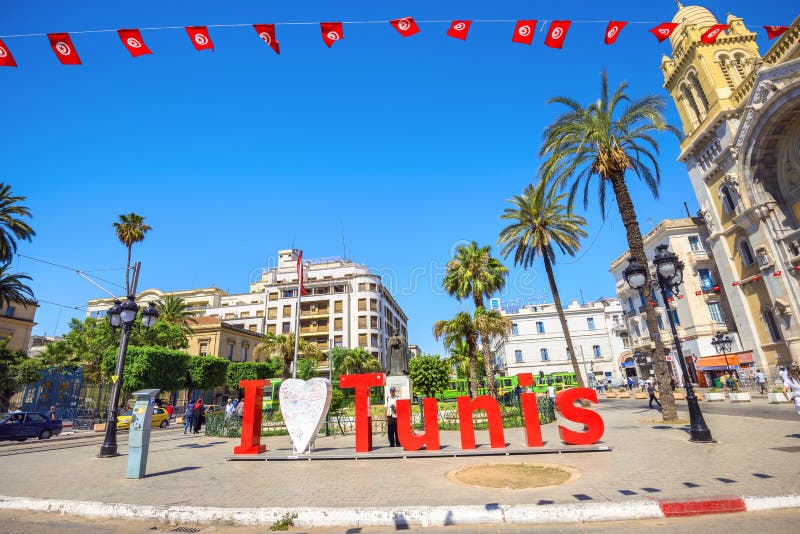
[695,393,703,400]
[768,392,791,404]
[673,392,686,400]
[605,392,618,398]
[634,392,647,399]
[728,392,751,402]
[93,423,106,432]
[705,392,725,402]
[617,392,630,398]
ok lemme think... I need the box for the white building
[496,298,629,386]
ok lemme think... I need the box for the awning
[621,361,636,368]
[696,355,740,371]
[735,351,754,364]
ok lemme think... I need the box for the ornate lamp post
[710,331,734,373]
[622,244,714,443]
[98,288,159,458]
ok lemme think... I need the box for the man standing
[547,384,556,408]
[647,381,661,409]
[756,369,768,394]
[385,386,399,447]
[225,399,234,419]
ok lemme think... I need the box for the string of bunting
[0,16,795,67]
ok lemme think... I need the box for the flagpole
[292,251,302,379]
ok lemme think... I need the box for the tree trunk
[542,250,586,388]
[125,245,132,295]
[609,173,678,420]
[467,333,479,398]
[480,333,497,398]
[282,353,291,380]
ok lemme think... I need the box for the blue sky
[2,1,796,354]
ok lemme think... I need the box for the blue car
[0,412,63,441]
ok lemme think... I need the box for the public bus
[436,372,577,401]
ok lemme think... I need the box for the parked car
[116,407,170,430]
[204,404,224,415]
[0,412,63,441]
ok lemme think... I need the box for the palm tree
[113,213,152,294]
[38,341,81,372]
[433,312,480,398]
[337,347,381,375]
[443,241,508,396]
[539,70,681,420]
[255,332,322,380]
[498,181,588,388]
[0,183,35,264]
[157,294,198,336]
[473,307,513,397]
[0,263,34,309]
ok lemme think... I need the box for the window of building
[514,350,523,363]
[224,313,235,320]
[698,268,713,290]
[669,309,680,327]
[267,307,277,319]
[370,316,378,329]
[227,342,234,360]
[334,300,343,312]
[511,323,519,336]
[540,348,549,361]
[688,235,703,252]
[266,323,276,334]
[739,239,756,266]
[721,185,737,213]
[240,311,250,318]
[4,306,14,318]
[282,322,290,334]
[592,345,601,358]
[656,314,665,331]
[249,325,257,332]
[334,317,343,330]
[256,310,264,318]
[708,302,724,324]
[370,334,378,347]
[282,305,292,317]
[536,321,545,334]
[764,309,782,342]
[241,345,248,361]
[587,317,596,330]
[334,335,343,347]
[358,316,367,329]
[357,298,367,311]
[627,297,635,313]
[284,289,295,298]
[622,335,630,348]
[199,342,208,357]
[333,285,345,294]
[358,333,367,347]
[370,299,378,311]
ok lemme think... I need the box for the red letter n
[457,395,505,449]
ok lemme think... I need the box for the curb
[0,494,798,527]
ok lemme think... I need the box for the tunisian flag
[296,250,308,296]
[48,33,81,65]
[545,21,571,49]
[512,20,537,45]
[321,22,343,47]
[253,24,280,54]
[649,22,679,42]
[186,26,214,51]
[117,29,152,57]
[764,26,789,40]
[0,38,17,67]
[605,21,627,45]
[447,20,471,40]
[390,17,420,37]
[701,24,728,44]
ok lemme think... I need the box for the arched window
[688,72,709,116]
[680,83,701,128]
[720,184,738,213]
[717,54,738,88]
[739,238,756,266]
[763,309,782,342]
[733,52,748,80]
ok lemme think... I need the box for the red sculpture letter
[457,395,505,449]
[233,379,269,455]
[517,373,543,447]
[556,387,605,445]
[339,373,384,453]
[397,397,440,451]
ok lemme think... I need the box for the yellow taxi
[117,407,170,430]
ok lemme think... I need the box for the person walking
[165,404,174,421]
[385,386,399,447]
[183,400,194,434]
[626,377,633,391]
[756,369,768,394]
[547,383,556,406]
[782,363,800,416]
[225,399,234,419]
[647,381,661,409]
[192,399,204,434]
[235,398,245,421]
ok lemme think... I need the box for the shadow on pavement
[146,466,201,478]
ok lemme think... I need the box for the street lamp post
[710,331,734,374]
[98,262,160,458]
[622,244,714,443]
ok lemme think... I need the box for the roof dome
[670,4,719,48]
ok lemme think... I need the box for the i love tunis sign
[233,372,605,455]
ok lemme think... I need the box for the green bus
[262,379,283,411]
[437,372,577,400]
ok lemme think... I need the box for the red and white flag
[605,21,627,45]
[447,20,471,40]
[185,26,214,51]
[545,21,571,49]
[701,24,728,44]
[253,24,280,54]
[763,25,789,40]
[117,29,152,57]
[649,22,679,42]
[390,17,420,37]
[0,38,17,67]
[48,33,81,65]
[296,250,307,296]
[512,20,537,45]
[321,22,343,48]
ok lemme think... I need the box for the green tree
[0,340,29,410]
[135,321,188,350]
[225,361,280,392]
[330,347,351,380]
[297,357,318,380]
[62,317,116,383]
[443,241,508,397]
[473,307,513,397]
[539,70,681,419]
[186,355,229,390]
[408,354,450,398]
[37,341,81,372]
[113,212,152,294]
[157,294,198,336]
[335,347,381,376]
[498,181,588,388]
[13,358,44,386]
[433,312,480,398]
[255,332,322,380]
[101,345,189,395]
[0,263,34,309]
[0,183,36,264]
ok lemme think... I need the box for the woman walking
[783,363,800,416]
[192,398,205,434]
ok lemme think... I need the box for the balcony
[300,307,330,318]
[611,322,627,334]
[299,326,330,335]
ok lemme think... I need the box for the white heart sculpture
[279,378,332,454]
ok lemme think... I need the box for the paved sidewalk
[0,398,798,526]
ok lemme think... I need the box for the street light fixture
[622,244,714,443]
[710,331,734,373]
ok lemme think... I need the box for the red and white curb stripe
[0,494,798,527]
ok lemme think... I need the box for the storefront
[695,351,753,388]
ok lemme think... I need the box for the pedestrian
[779,366,789,385]
[225,399,234,418]
[725,374,736,392]
[192,399,204,434]
[756,369,768,394]
[235,398,245,420]
[385,386,399,447]
[647,381,661,409]
[670,377,676,392]
[627,377,633,391]
[782,363,800,416]
[184,400,194,434]
[166,404,174,420]
[48,405,56,420]
[547,383,556,408]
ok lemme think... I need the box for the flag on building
[296,250,307,296]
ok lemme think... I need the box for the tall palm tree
[0,264,34,309]
[38,341,81,372]
[157,294,198,336]
[498,181,588,388]
[337,347,381,375]
[255,332,322,380]
[113,213,152,294]
[539,70,681,420]
[433,312,480,398]
[443,241,508,396]
[0,183,35,264]
[473,307,513,397]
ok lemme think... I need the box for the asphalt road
[597,395,800,421]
